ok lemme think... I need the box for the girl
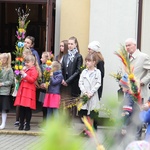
[0,53,14,129]
[43,61,63,119]
[55,40,68,63]
[13,47,32,127]
[61,36,83,98]
[14,54,41,131]
[22,47,32,58]
[88,41,105,130]
[38,52,51,121]
[78,53,101,136]
[24,36,40,65]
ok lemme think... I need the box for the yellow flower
[18,65,23,70]
[18,28,25,33]
[96,145,105,150]
[15,65,19,70]
[46,60,52,66]
[128,73,134,80]
[77,102,83,111]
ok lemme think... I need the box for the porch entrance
[0,0,56,113]
[0,0,56,56]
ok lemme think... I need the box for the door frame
[0,0,53,52]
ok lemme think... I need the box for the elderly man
[125,38,150,140]
[125,38,150,103]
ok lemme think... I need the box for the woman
[55,40,68,63]
[61,36,83,98]
[88,41,105,99]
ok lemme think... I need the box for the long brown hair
[69,36,80,53]
[93,51,104,62]
[57,40,68,61]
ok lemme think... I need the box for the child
[43,61,63,119]
[88,41,105,130]
[0,53,14,129]
[22,47,32,58]
[78,53,101,136]
[13,47,32,127]
[38,52,51,121]
[115,74,141,148]
[140,97,150,141]
[14,54,41,131]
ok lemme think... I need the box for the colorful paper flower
[115,45,141,103]
[12,7,30,84]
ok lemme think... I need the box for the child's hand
[87,92,93,99]
[62,80,68,86]
[50,72,53,76]
[20,70,25,75]
[142,103,149,111]
[40,83,46,89]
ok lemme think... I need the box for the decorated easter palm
[114,45,141,104]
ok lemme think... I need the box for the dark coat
[48,70,63,94]
[61,53,83,97]
[97,60,104,99]
[31,48,41,65]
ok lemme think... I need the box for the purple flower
[22,32,25,39]
[46,67,51,71]
[14,70,20,75]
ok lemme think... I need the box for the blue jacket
[140,109,150,141]
[48,70,63,94]
[31,48,40,65]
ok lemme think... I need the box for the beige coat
[79,68,101,115]
[130,49,150,102]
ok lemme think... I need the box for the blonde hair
[23,47,32,57]
[52,61,61,71]
[1,53,11,69]
[24,54,42,78]
[42,51,51,61]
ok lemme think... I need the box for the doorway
[0,1,55,57]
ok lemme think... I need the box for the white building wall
[89,0,139,102]
[141,0,150,56]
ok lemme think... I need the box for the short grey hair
[125,38,137,45]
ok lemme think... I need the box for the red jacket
[14,66,38,109]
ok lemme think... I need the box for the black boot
[18,124,24,130]
[24,123,30,131]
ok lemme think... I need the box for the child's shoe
[18,125,24,130]
[24,124,30,131]
[0,124,5,130]
[14,121,19,127]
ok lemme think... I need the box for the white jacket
[79,68,101,115]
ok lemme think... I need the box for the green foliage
[80,94,89,104]
[32,112,82,150]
